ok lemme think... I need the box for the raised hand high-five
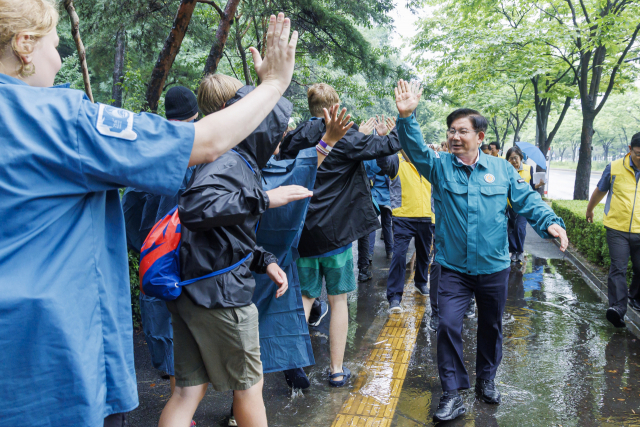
[375,115,389,136]
[386,116,396,131]
[395,79,423,118]
[249,13,299,96]
[359,117,376,135]
[316,104,354,166]
[322,104,354,147]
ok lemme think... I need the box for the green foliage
[53,53,85,90]
[551,200,632,283]
[128,250,141,329]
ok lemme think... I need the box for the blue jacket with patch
[397,114,565,275]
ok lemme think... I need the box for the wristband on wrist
[318,139,333,152]
[316,145,330,157]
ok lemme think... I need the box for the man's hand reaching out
[266,185,313,208]
[266,263,288,298]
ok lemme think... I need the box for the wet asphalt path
[130,228,640,426]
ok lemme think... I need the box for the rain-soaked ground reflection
[395,256,640,427]
[132,239,640,426]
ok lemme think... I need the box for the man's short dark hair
[446,108,488,133]
[631,132,640,149]
[480,144,490,151]
[489,141,500,150]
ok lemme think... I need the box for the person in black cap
[121,86,200,398]
[165,86,200,123]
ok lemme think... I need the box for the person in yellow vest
[586,132,640,328]
[506,146,546,263]
[377,150,441,315]
[489,141,501,157]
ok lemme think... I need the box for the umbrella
[515,141,547,170]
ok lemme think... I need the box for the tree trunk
[573,114,595,200]
[63,0,93,102]
[145,0,199,112]
[112,29,126,108]
[236,20,254,86]
[203,0,242,75]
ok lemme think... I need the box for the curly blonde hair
[0,0,59,77]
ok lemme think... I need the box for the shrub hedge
[551,199,631,283]
[128,250,141,329]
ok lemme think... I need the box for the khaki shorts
[166,295,262,391]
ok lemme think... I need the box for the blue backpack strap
[179,252,253,286]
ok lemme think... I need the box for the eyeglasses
[447,128,477,137]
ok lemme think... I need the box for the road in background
[546,168,603,200]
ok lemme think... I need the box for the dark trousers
[429,235,441,313]
[357,234,371,271]
[372,208,393,255]
[508,207,527,254]
[357,210,394,271]
[437,266,510,391]
[387,218,439,302]
[605,228,640,316]
[104,413,126,427]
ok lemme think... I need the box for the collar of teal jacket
[396,113,564,276]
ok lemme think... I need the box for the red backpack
[139,150,256,300]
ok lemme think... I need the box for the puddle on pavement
[394,255,640,427]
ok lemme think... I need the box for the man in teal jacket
[394,80,568,422]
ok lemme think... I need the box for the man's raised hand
[395,79,422,118]
[386,116,396,131]
[375,115,389,136]
[249,13,298,96]
[322,104,354,146]
[359,117,376,135]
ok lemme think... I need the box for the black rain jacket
[178,86,292,308]
[279,119,401,257]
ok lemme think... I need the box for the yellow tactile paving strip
[331,275,427,427]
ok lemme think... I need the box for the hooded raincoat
[178,86,292,308]
[252,148,317,373]
[279,120,402,257]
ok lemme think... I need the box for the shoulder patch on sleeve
[517,179,525,183]
[96,104,137,140]
[434,151,440,158]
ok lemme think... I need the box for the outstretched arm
[394,79,439,184]
[508,166,568,251]
[190,14,298,166]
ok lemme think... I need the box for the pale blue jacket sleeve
[75,100,195,196]
[508,165,565,238]
[396,113,440,184]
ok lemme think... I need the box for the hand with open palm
[395,79,422,118]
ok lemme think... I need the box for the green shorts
[296,247,356,298]
[166,295,262,391]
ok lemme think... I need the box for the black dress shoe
[415,282,429,296]
[606,307,627,328]
[475,379,501,404]
[433,391,465,422]
[629,299,640,312]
